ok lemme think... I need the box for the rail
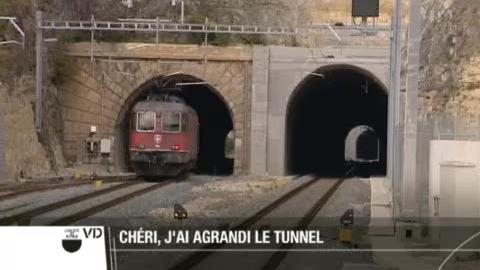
[169,173,350,270]
[0,181,139,225]
[0,179,174,226]
[0,176,135,202]
[49,181,173,225]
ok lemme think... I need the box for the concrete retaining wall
[0,104,6,182]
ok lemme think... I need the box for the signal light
[174,204,187,220]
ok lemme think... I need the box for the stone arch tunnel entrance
[286,65,388,176]
[115,73,234,175]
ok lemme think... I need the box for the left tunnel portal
[115,74,234,176]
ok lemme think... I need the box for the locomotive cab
[129,95,199,177]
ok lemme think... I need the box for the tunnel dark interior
[286,65,388,176]
[118,74,234,175]
[180,83,234,175]
[357,129,379,160]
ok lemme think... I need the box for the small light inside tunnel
[172,144,180,151]
[175,82,209,86]
[138,144,145,149]
[309,72,326,78]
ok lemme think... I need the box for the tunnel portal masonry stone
[58,43,388,177]
[250,46,390,176]
[60,43,251,175]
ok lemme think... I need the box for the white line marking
[111,248,480,253]
[108,227,113,270]
[113,237,118,270]
[437,231,480,270]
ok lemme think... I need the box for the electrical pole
[388,0,404,220]
[171,0,185,24]
[402,0,421,218]
[180,0,185,25]
[35,10,43,132]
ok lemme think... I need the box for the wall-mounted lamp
[309,72,325,79]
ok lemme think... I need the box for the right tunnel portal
[286,65,388,177]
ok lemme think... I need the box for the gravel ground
[72,175,314,270]
[312,177,371,244]
[0,175,371,229]
[109,175,318,270]
[77,174,304,227]
[76,175,216,227]
[4,174,477,270]
[1,174,308,227]
[187,177,374,270]
[276,177,374,270]
[0,174,380,269]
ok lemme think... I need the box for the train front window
[162,113,181,132]
[137,111,156,132]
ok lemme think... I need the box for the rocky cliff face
[419,0,480,117]
[49,0,394,24]
[47,0,395,46]
[0,77,55,180]
[0,1,65,181]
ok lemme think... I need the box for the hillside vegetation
[419,0,480,117]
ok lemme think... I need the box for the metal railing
[40,19,390,36]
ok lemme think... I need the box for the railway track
[0,176,135,203]
[0,179,174,225]
[169,173,350,270]
[261,177,345,270]
[49,181,172,225]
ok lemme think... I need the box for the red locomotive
[129,94,199,177]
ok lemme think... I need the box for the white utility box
[429,140,480,218]
[439,161,479,218]
[100,139,111,154]
[429,140,480,250]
